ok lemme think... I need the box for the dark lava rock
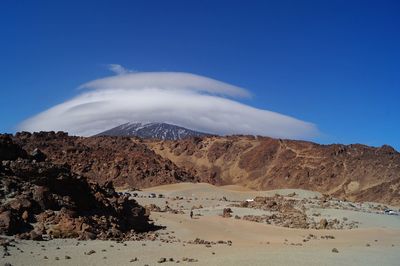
[0,135,27,161]
[0,135,157,240]
[30,148,46,162]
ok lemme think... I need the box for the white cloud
[18,71,318,139]
[80,72,251,98]
[107,64,132,75]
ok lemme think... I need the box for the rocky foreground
[2,183,400,266]
[1,131,400,265]
[0,135,156,242]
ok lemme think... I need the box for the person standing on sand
[190,210,193,219]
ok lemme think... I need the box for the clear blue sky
[1,0,399,150]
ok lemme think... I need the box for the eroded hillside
[13,132,198,188]
[10,132,400,205]
[146,136,400,205]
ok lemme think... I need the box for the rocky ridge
[9,132,400,206]
[14,131,198,188]
[147,135,400,205]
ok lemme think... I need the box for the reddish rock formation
[0,135,156,240]
[147,135,400,205]
[233,195,358,229]
[9,132,400,205]
[13,131,197,188]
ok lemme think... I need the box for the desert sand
[3,183,400,266]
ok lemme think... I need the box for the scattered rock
[222,208,232,218]
[182,257,198,262]
[319,219,328,229]
[157,257,167,263]
[85,250,96,255]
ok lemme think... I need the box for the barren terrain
[3,183,400,266]
[146,136,400,205]
[12,132,400,205]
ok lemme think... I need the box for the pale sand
[3,183,400,266]
[141,182,322,200]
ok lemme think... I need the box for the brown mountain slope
[11,132,400,205]
[145,135,400,205]
[13,131,198,188]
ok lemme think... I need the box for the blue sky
[1,0,399,150]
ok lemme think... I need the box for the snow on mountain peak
[96,122,211,140]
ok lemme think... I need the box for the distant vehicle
[149,193,156,198]
[384,209,397,215]
[245,199,254,202]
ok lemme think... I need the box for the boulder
[222,208,233,218]
[0,135,27,161]
[31,148,46,162]
[319,218,328,229]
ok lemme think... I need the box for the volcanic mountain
[95,122,211,140]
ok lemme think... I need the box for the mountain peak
[95,122,211,140]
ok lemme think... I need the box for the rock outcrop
[233,195,358,229]
[0,135,156,240]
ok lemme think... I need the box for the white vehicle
[245,199,254,202]
[383,209,397,215]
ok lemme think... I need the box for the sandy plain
[2,183,400,266]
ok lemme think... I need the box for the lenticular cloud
[18,71,318,139]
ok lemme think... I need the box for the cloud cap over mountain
[18,70,318,139]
